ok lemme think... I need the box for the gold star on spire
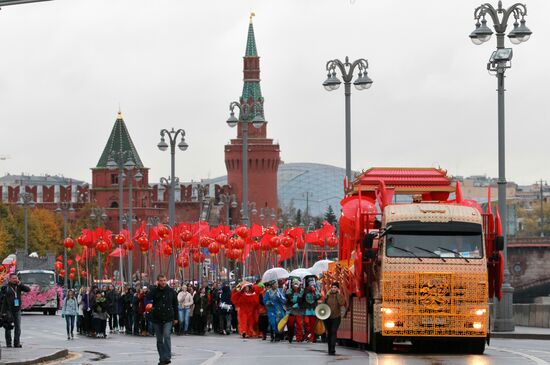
[249,12,255,24]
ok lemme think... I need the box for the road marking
[198,349,223,365]
[366,350,378,365]
[491,346,550,365]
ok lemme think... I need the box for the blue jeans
[5,311,21,345]
[65,315,76,336]
[153,321,172,363]
[178,308,190,333]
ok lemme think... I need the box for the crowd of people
[2,272,346,365]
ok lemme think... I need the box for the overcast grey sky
[0,0,548,185]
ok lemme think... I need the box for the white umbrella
[289,268,314,280]
[262,267,289,283]
[309,259,333,276]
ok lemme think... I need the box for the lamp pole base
[493,283,515,332]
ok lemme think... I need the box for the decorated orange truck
[334,167,504,354]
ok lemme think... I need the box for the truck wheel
[467,338,486,354]
[368,313,392,353]
[43,311,47,315]
[48,309,56,316]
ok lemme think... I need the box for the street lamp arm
[174,129,186,140]
[326,58,369,82]
[475,3,527,30]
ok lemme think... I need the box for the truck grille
[381,272,488,337]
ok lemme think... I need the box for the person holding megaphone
[323,282,346,356]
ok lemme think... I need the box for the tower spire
[241,14,263,121]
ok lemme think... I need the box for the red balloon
[67,259,73,266]
[95,239,108,253]
[180,230,193,242]
[235,226,249,238]
[63,237,74,250]
[270,236,281,249]
[297,240,306,250]
[233,237,245,250]
[137,235,148,246]
[124,241,134,251]
[266,226,277,236]
[70,267,76,273]
[157,225,170,239]
[226,238,235,250]
[59,269,65,277]
[163,245,173,256]
[57,255,63,261]
[252,242,261,251]
[176,255,187,268]
[77,235,85,246]
[54,261,63,270]
[261,240,271,252]
[199,237,211,248]
[69,273,75,280]
[81,270,87,277]
[145,303,153,313]
[231,248,242,260]
[281,236,293,248]
[192,251,205,263]
[114,234,126,245]
[326,236,338,248]
[208,241,220,254]
[215,233,228,245]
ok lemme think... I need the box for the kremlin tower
[224,15,281,225]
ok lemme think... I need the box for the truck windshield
[385,221,483,259]
[18,272,55,287]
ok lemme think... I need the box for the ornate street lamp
[469,0,532,332]
[17,188,35,255]
[90,207,108,284]
[323,56,373,183]
[226,101,265,228]
[158,127,188,279]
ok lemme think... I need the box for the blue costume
[263,287,286,338]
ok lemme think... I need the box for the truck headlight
[473,322,483,329]
[474,308,486,316]
[381,307,394,315]
[384,321,395,329]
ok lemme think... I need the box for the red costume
[231,284,260,337]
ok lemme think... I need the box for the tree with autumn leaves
[0,203,64,259]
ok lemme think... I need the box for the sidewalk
[491,326,550,340]
[0,346,68,365]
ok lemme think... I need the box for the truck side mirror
[363,232,376,250]
[495,236,504,251]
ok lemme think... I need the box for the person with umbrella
[263,281,285,342]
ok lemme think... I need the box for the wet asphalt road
[17,313,550,365]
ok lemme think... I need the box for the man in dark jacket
[146,275,178,365]
[1,273,30,348]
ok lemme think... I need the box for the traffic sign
[0,0,52,6]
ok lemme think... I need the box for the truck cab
[371,204,489,353]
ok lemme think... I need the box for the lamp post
[469,0,532,332]
[323,57,373,183]
[90,207,108,284]
[125,160,142,285]
[147,216,160,282]
[17,188,35,255]
[226,101,265,228]
[55,201,74,289]
[107,151,134,286]
[259,207,276,227]
[219,193,238,228]
[538,180,548,237]
[158,127,188,279]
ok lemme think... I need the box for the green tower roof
[96,112,144,168]
[245,19,257,56]
[241,16,263,118]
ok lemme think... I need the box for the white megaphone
[315,303,331,320]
